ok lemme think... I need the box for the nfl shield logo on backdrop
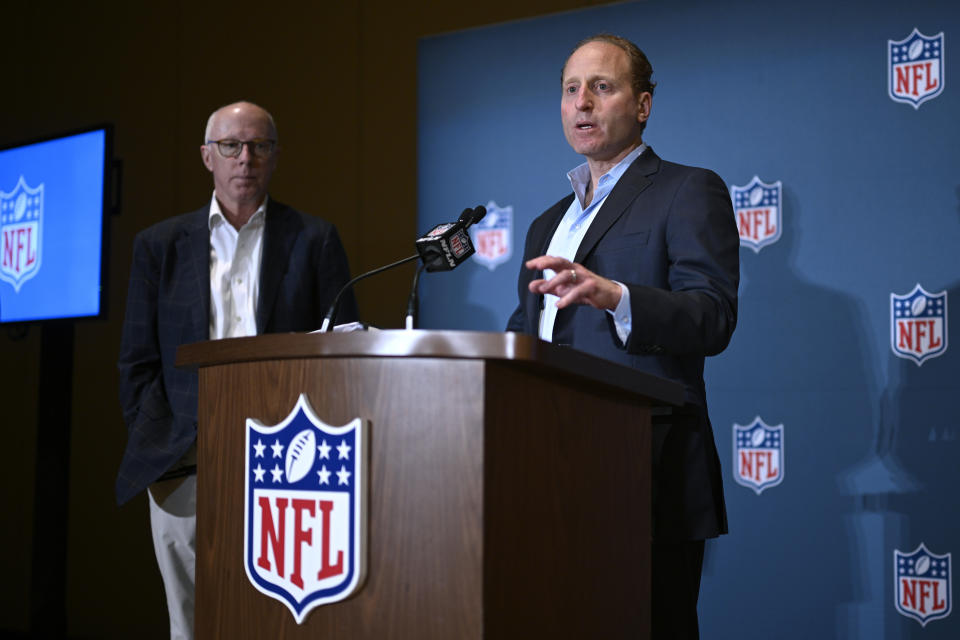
[894,543,952,626]
[891,284,947,366]
[0,175,44,292]
[470,200,512,271]
[244,394,367,623]
[733,417,784,495]
[731,176,782,253]
[889,29,944,109]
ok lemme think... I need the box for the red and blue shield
[470,200,512,271]
[891,283,947,366]
[731,176,781,253]
[733,417,784,495]
[0,175,44,292]
[888,29,945,109]
[244,394,367,623]
[894,543,952,626]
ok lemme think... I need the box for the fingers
[525,256,621,310]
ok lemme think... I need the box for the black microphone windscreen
[470,205,487,225]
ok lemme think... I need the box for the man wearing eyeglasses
[116,101,357,639]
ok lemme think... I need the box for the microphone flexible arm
[320,253,420,332]
[404,262,427,330]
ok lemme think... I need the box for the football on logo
[733,417,784,495]
[244,394,367,623]
[0,175,44,292]
[470,200,513,271]
[894,543,952,626]
[888,28,945,109]
[890,284,947,366]
[730,176,782,253]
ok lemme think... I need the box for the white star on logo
[271,464,283,482]
[317,439,331,459]
[271,439,284,458]
[253,439,266,458]
[253,463,265,482]
[337,465,351,485]
[317,465,331,485]
[337,440,352,460]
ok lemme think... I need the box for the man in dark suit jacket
[116,101,356,639]
[506,36,738,638]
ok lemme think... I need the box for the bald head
[200,101,280,227]
[204,101,278,143]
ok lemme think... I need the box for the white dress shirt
[208,193,267,340]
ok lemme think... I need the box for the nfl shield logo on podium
[244,394,367,623]
[894,543,952,626]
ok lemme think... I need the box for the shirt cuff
[606,281,632,344]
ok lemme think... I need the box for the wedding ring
[570,269,577,282]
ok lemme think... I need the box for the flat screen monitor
[0,124,113,324]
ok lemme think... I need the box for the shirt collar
[566,144,647,209]
[208,192,268,230]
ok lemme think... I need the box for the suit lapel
[573,147,660,264]
[257,200,298,332]
[179,207,212,341]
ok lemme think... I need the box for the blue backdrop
[418,1,958,636]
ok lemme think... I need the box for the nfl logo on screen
[891,284,947,366]
[244,394,367,623]
[0,175,44,292]
[733,417,784,495]
[894,543,952,626]
[470,200,512,271]
[888,29,944,109]
[731,176,781,253]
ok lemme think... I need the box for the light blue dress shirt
[538,144,644,343]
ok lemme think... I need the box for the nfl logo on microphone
[888,28,944,109]
[244,394,367,623]
[0,175,44,292]
[733,417,783,495]
[731,176,781,253]
[470,200,512,271]
[890,284,947,366]
[894,543,952,626]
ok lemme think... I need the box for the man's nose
[575,89,593,110]
[237,142,256,162]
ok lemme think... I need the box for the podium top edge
[175,329,684,406]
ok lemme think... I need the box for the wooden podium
[176,330,682,639]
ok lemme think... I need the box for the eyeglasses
[206,138,277,159]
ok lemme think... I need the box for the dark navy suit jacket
[116,199,356,505]
[507,147,739,540]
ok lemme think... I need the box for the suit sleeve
[505,221,534,332]
[316,223,358,325]
[623,169,739,357]
[117,232,174,454]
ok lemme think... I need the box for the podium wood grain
[180,331,679,639]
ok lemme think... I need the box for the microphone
[319,253,420,332]
[320,206,487,332]
[415,205,486,272]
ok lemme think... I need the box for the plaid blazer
[115,199,356,505]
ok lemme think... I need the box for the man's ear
[200,145,214,172]
[636,91,652,123]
